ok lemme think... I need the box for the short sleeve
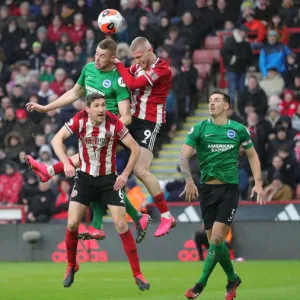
[76,64,86,86]
[115,76,130,103]
[240,126,253,149]
[184,125,200,148]
[115,119,129,140]
[65,113,80,135]
[144,65,170,86]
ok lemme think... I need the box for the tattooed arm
[179,144,199,202]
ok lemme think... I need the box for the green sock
[123,191,142,223]
[91,201,105,230]
[197,243,218,286]
[215,242,237,282]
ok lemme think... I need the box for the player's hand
[114,173,128,191]
[251,184,265,205]
[113,58,121,64]
[26,102,47,113]
[179,180,199,203]
[64,163,75,178]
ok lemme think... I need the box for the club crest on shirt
[118,77,126,87]
[103,79,111,88]
[227,130,236,139]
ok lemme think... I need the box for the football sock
[153,192,169,214]
[48,159,75,177]
[123,191,142,223]
[65,228,78,268]
[197,243,218,286]
[216,242,237,282]
[91,201,105,230]
[119,230,141,277]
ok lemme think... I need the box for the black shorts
[199,184,239,230]
[127,116,163,152]
[70,171,125,207]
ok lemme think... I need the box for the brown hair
[86,93,105,107]
[98,39,117,55]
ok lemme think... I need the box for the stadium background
[0,1,299,299]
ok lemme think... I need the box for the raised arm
[51,126,75,178]
[118,99,132,126]
[26,84,84,113]
[114,133,141,191]
[179,144,199,202]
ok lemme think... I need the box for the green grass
[0,261,299,300]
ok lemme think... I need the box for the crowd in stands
[0,0,300,224]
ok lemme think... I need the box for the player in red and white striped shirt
[114,37,175,237]
[51,93,149,291]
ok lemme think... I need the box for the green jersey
[77,62,130,115]
[184,118,253,184]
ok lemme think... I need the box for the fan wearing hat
[259,29,292,78]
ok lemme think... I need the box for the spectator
[213,0,235,31]
[47,15,68,44]
[292,75,300,101]
[36,3,53,28]
[27,181,55,223]
[19,170,39,206]
[11,84,26,108]
[165,90,177,142]
[192,0,214,36]
[266,107,281,129]
[60,3,75,27]
[276,115,298,141]
[0,161,23,205]
[50,68,66,96]
[25,16,38,46]
[293,135,300,163]
[148,0,167,29]
[266,155,284,184]
[279,0,298,27]
[259,67,285,98]
[264,172,293,201]
[68,13,87,45]
[0,5,14,30]
[36,26,56,57]
[267,13,288,45]
[84,29,98,57]
[243,8,266,49]
[30,0,42,17]
[254,0,275,22]
[268,127,291,160]
[2,107,16,139]
[158,16,170,41]
[0,50,11,85]
[279,89,298,117]
[4,131,24,163]
[239,75,268,118]
[221,25,253,107]
[0,148,7,174]
[37,144,58,166]
[60,50,81,81]
[51,178,70,223]
[38,81,54,105]
[116,43,131,67]
[286,53,300,88]
[75,0,92,26]
[292,104,300,131]
[29,42,47,71]
[259,30,291,78]
[227,106,244,124]
[14,38,31,62]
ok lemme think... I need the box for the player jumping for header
[180,90,264,300]
[51,93,149,290]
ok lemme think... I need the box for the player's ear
[110,55,116,62]
[85,106,90,114]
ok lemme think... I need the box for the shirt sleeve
[240,125,253,149]
[184,125,200,148]
[115,119,129,140]
[143,65,170,86]
[65,113,80,135]
[76,64,86,86]
[115,75,131,103]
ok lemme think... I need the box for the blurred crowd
[1,0,300,224]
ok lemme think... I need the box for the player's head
[208,89,230,117]
[130,37,155,70]
[95,39,117,70]
[86,93,106,124]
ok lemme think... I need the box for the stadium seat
[192,50,214,64]
[204,36,221,49]
[212,50,221,62]
[194,64,212,79]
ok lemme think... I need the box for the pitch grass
[0,261,299,300]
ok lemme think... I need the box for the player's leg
[107,195,150,291]
[133,147,175,237]
[194,230,209,261]
[25,153,79,182]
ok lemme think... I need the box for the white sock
[161,211,171,219]
[47,166,55,177]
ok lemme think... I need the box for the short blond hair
[130,37,152,52]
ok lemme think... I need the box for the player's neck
[211,115,228,125]
[149,54,157,66]
[101,64,114,72]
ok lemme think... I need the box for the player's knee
[210,235,224,246]
[134,165,148,179]
[114,219,127,233]
[67,220,80,232]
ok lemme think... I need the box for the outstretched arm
[114,60,150,90]
[179,144,199,202]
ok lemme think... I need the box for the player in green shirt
[25,39,152,244]
[180,90,264,300]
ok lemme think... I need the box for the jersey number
[141,130,152,144]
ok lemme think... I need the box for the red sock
[153,192,169,214]
[53,158,75,175]
[119,230,141,277]
[65,228,78,267]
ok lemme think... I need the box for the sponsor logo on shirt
[147,70,159,81]
[227,130,236,139]
[85,85,105,95]
[103,79,111,88]
[82,136,108,147]
[208,144,234,152]
[118,77,126,87]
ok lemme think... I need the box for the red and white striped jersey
[129,58,172,123]
[65,110,128,177]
